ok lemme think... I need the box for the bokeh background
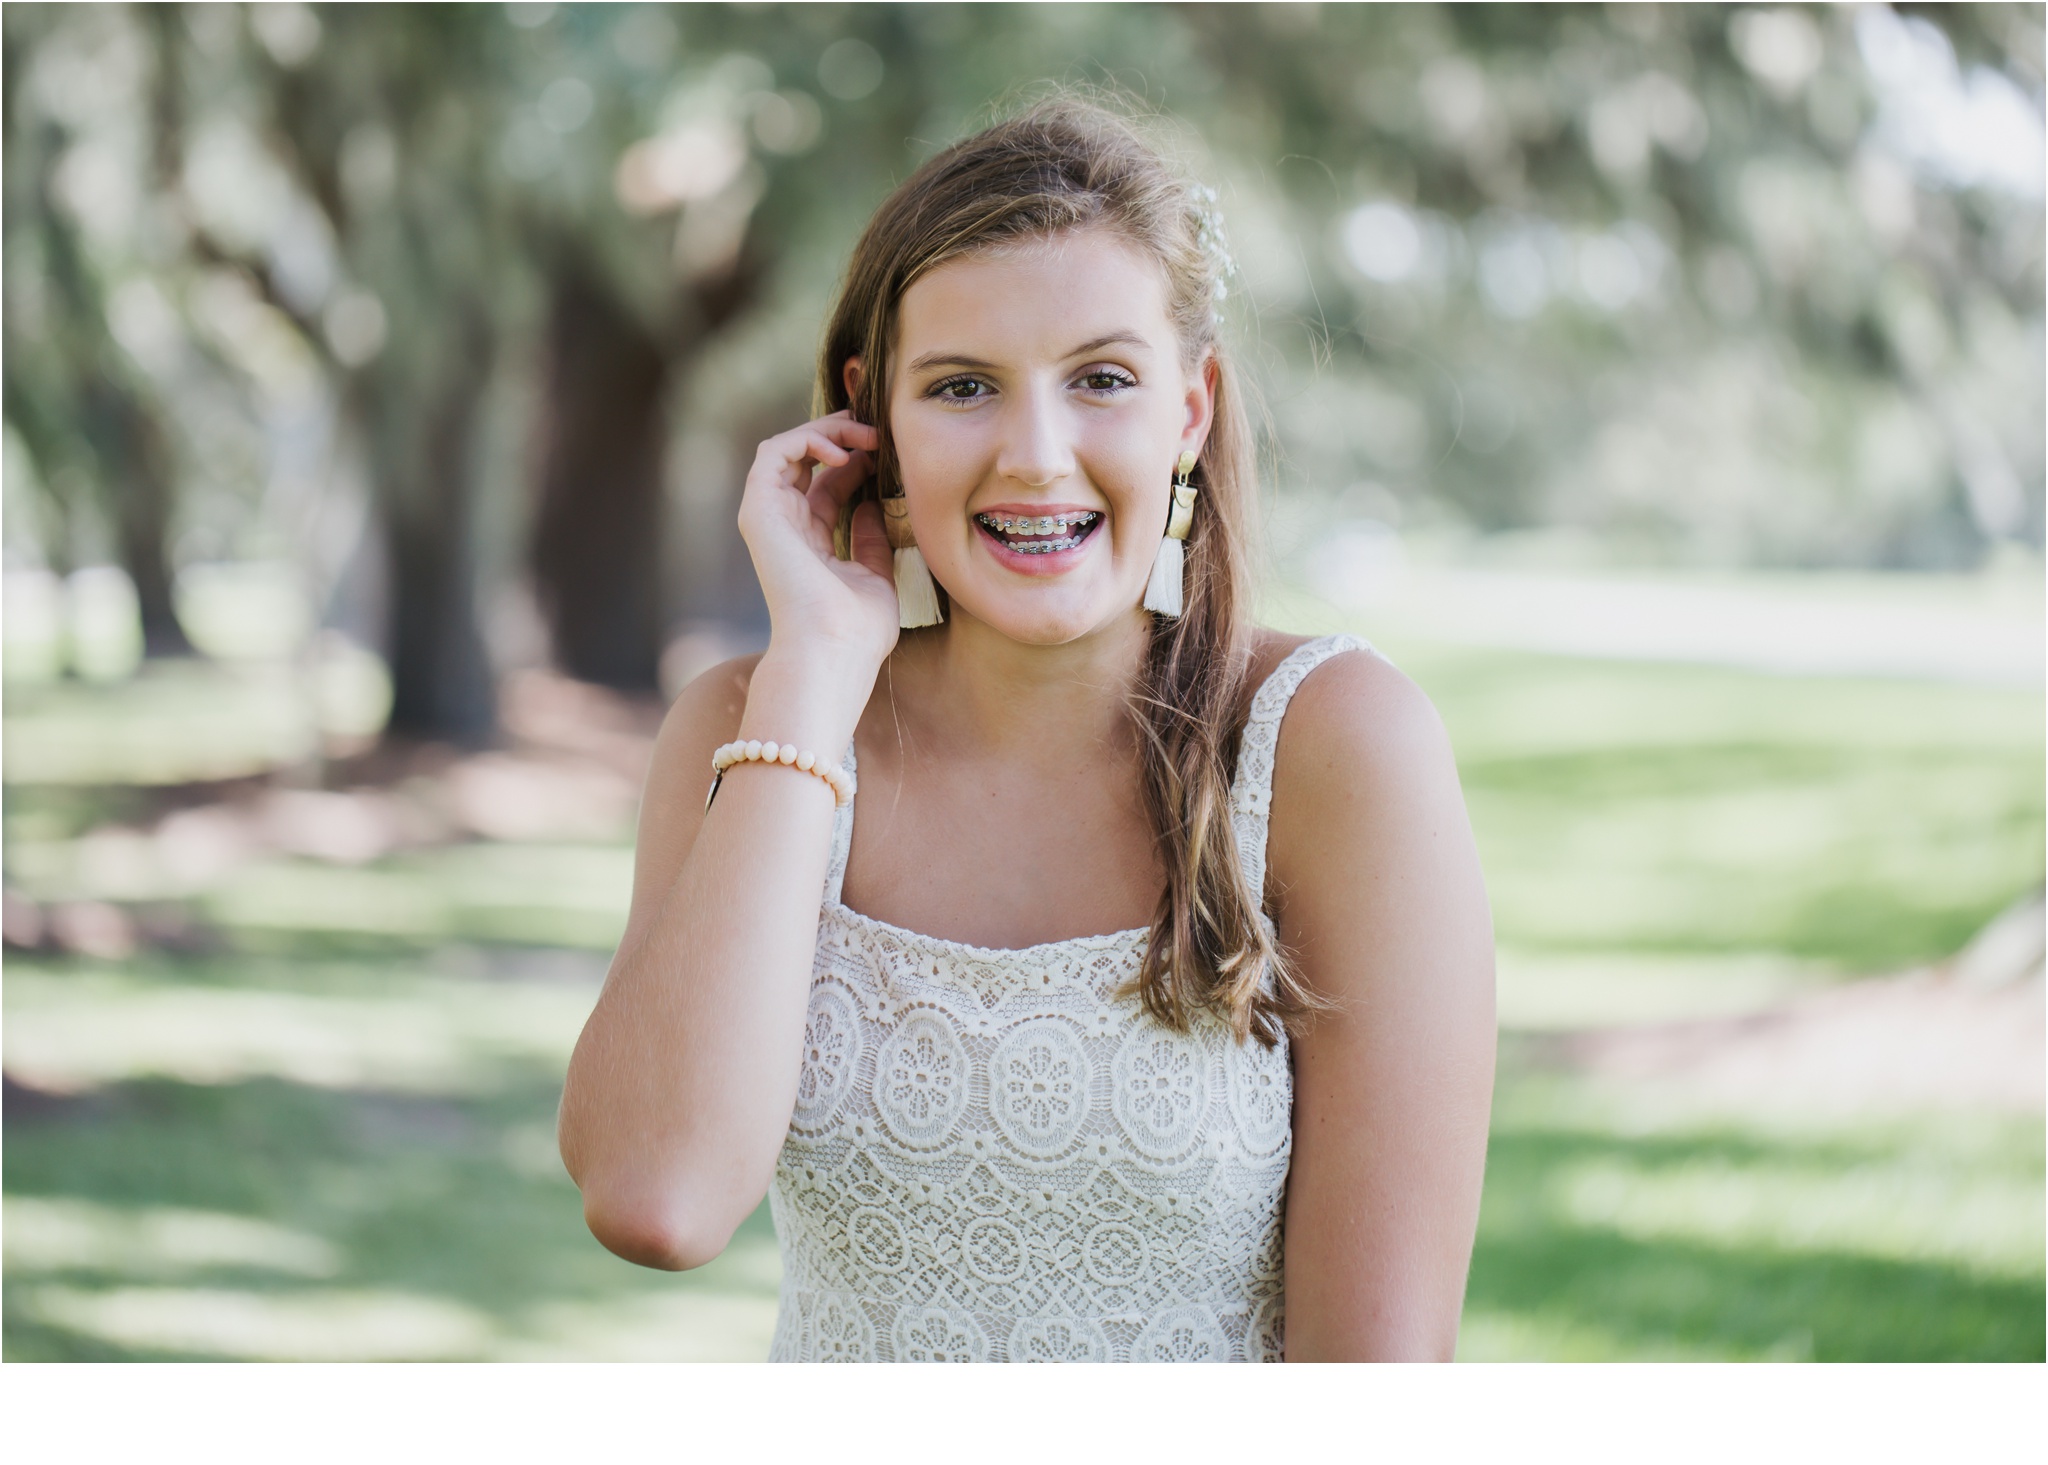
[3,2,2042,1362]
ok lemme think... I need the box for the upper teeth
[977,512,1099,535]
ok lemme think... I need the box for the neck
[883,605,1153,766]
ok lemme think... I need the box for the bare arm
[1270,651,1497,1360]
[557,412,895,1270]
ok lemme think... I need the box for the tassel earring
[1143,450,1200,618]
[880,494,943,628]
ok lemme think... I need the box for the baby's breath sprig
[1188,183,1239,306]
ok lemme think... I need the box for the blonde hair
[817,98,1322,1045]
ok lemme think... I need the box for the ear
[843,356,865,409]
[1179,351,1218,459]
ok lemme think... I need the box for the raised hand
[735,411,900,676]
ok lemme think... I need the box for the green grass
[7,950,2037,1361]
[3,954,780,1362]
[5,597,2043,1360]
[1462,1075,2044,1361]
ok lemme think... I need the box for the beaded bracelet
[705,739,855,812]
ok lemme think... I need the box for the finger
[752,437,849,526]
[847,499,895,584]
[780,418,875,468]
[796,432,853,472]
[756,430,852,487]
[815,411,881,452]
[808,449,871,522]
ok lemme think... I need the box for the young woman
[558,100,1496,1363]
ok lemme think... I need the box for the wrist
[756,631,887,697]
[740,649,875,757]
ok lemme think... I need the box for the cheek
[893,424,963,489]
[1081,431,1170,540]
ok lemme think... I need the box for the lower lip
[975,520,1103,576]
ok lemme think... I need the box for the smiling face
[874,229,1214,646]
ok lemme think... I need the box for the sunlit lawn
[1461,1071,2044,1361]
[3,954,781,1362]
[5,600,2042,1360]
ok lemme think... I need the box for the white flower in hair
[1189,183,1238,303]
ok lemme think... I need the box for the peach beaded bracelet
[705,739,855,812]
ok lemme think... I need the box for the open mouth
[973,510,1103,556]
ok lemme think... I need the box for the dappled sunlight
[499,1290,780,1363]
[498,1228,785,1361]
[21,1285,495,1361]
[1306,559,2046,687]
[2,631,391,785]
[1457,1308,1754,1363]
[2,664,322,787]
[4,964,599,1095]
[495,1215,783,1361]
[4,1196,342,1279]
[1562,971,2046,1119]
[194,846,634,949]
[1470,1098,2046,1360]
[1554,1155,2045,1279]
[1495,947,1839,1031]
[7,1198,785,1361]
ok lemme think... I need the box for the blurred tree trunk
[528,240,766,693]
[363,302,499,747]
[252,8,519,746]
[6,108,192,658]
[530,253,669,692]
[81,381,192,659]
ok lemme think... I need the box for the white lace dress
[766,634,1369,1362]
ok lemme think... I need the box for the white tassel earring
[881,494,944,628]
[1143,450,1200,618]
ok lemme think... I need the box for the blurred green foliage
[4,4,2041,734]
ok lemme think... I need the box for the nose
[994,380,1075,489]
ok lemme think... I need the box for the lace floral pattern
[768,635,1370,1362]
[1010,1316,1111,1362]
[875,1010,969,1147]
[791,981,860,1130]
[893,1304,989,1362]
[1225,1027,1292,1158]
[1112,1028,1210,1160]
[990,1019,1091,1157]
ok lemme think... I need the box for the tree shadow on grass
[11,1074,2041,1362]
[2,1073,778,1361]
[1471,1125,2047,1361]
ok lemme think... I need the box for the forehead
[894,229,1176,361]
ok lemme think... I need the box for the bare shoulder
[1275,636,1448,779]
[1242,626,1447,774]
[1241,627,1313,695]
[1256,628,1476,985]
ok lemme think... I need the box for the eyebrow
[904,331,1154,375]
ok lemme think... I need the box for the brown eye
[1078,369,1136,392]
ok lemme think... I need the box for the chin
[951,583,1143,646]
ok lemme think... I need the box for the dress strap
[822,740,857,905]
[1230,633,1377,911]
